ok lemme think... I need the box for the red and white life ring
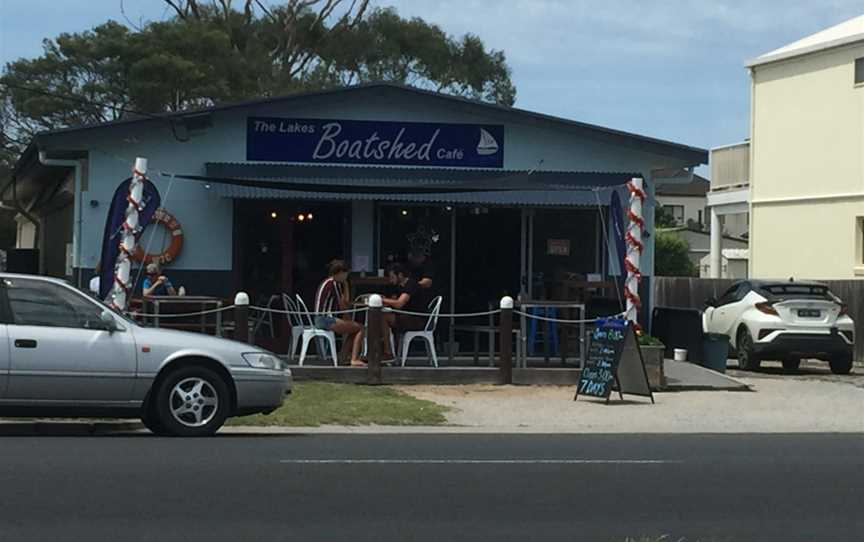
[133,208,184,265]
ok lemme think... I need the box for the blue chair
[527,306,559,358]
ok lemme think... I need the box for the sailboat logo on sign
[476,128,499,156]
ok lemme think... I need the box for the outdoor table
[518,300,586,367]
[140,295,225,336]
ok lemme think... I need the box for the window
[856,58,864,84]
[667,205,685,226]
[717,282,749,306]
[4,278,104,329]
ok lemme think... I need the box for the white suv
[703,280,854,374]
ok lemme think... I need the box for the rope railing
[514,310,626,325]
[130,305,235,318]
[249,306,369,317]
[384,307,502,318]
[126,305,622,323]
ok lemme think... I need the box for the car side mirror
[99,310,118,333]
[705,297,717,308]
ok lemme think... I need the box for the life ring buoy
[133,208,184,265]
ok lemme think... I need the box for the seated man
[142,263,178,296]
[381,263,428,361]
[314,259,364,366]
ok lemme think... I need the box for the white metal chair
[295,294,338,367]
[282,294,307,363]
[400,296,443,368]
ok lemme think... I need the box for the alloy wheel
[169,377,219,428]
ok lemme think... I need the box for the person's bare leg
[351,329,364,364]
[332,319,360,365]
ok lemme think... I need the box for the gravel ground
[396,369,864,433]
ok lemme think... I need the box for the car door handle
[14,339,37,349]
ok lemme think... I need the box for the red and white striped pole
[624,177,646,327]
[109,157,147,311]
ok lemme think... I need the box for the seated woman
[314,259,364,366]
[381,263,428,361]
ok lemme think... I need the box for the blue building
[8,83,706,328]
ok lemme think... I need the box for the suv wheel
[155,366,230,437]
[781,356,801,373]
[829,354,853,375]
[737,328,760,371]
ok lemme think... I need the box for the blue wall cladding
[246,117,504,168]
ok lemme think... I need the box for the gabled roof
[747,14,864,68]
[31,82,707,164]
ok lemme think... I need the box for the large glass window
[4,278,104,329]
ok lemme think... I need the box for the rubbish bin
[701,333,730,373]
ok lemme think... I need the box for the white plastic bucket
[673,348,688,361]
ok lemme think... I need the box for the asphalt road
[0,432,861,541]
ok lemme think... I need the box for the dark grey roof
[32,82,708,164]
[655,171,710,196]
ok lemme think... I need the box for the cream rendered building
[747,15,864,279]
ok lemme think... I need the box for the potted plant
[637,331,666,390]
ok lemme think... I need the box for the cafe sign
[246,117,504,168]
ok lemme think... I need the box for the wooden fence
[652,277,864,362]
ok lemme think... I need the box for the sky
[2,0,863,173]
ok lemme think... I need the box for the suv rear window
[759,284,836,301]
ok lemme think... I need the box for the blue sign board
[246,117,504,168]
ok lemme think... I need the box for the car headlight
[242,352,282,370]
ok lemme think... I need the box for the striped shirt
[314,277,344,316]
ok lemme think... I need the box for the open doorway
[234,200,350,304]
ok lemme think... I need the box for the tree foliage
[0,0,516,170]
[655,230,697,277]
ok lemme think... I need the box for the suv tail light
[839,304,849,317]
[755,302,778,316]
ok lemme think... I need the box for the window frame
[667,204,685,226]
[855,58,864,85]
[0,277,123,331]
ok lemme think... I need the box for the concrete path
[397,376,864,433]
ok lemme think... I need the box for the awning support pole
[624,177,646,327]
[448,208,456,364]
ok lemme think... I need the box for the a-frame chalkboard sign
[574,318,654,404]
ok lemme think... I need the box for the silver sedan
[0,274,291,436]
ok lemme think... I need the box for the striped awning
[190,163,637,206]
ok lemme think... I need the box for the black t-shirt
[399,278,426,313]
[410,259,435,306]
[410,259,435,283]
